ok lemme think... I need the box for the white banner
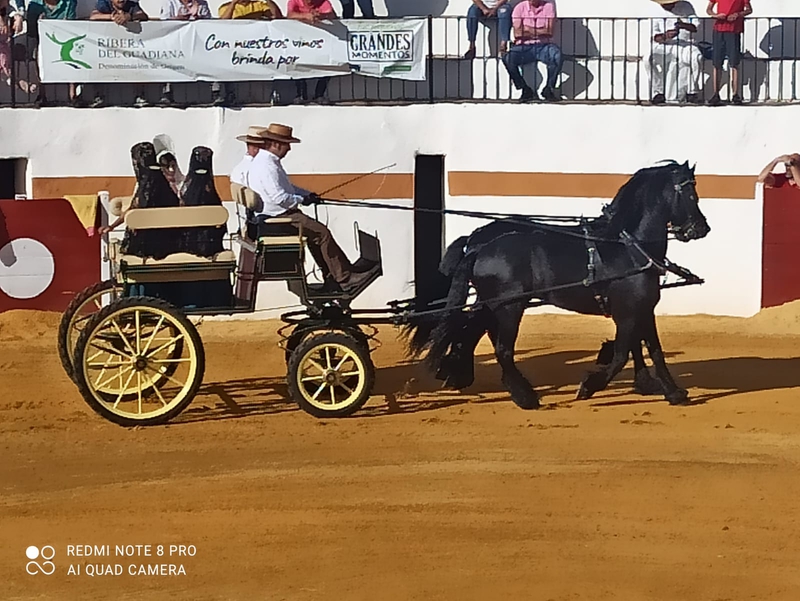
[38,19,427,83]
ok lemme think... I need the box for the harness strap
[582,221,611,317]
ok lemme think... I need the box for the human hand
[302,193,322,206]
[0,20,7,36]
[112,10,131,25]
[486,7,497,17]
[13,15,23,34]
[726,12,738,21]
[98,225,112,236]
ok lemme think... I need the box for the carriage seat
[118,206,235,283]
[229,182,304,244]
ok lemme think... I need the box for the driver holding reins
[231,123,378,292]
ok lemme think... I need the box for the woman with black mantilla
[180,146,232,308]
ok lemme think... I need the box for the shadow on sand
[175,346,800,423]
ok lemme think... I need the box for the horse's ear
[691,163,696,174]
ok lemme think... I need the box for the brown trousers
[282,209,352,282]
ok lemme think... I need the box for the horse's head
[667,162,710,242]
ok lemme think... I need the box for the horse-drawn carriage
[58,184,385,426]
[59,159,710,426]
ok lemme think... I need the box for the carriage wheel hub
[133,356,148,372]
[324,370,339,385]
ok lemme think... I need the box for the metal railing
[2,16,800,107]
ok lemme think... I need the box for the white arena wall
[0,101,787,317]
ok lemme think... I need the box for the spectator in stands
[26,0,79,105]
[0,0,23,89]
[218,0,282,106]
[218,0,282,20]
[646,0,702,105]
[160,0,211,106]
[503,0,561,102]
[340,0,373,18]
[707,0,751,106]
[287,0,336,104]
[90,0,149,108]
[464,0,512,59]
[758,154,800,189]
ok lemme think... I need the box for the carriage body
[59,194,384,427]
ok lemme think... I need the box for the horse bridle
[670,177,701,239]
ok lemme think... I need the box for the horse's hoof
[666,388,689,405]
[633,371,664,396]
[576,383,594,400]
[445,373,475,391]
[511,391,541,410]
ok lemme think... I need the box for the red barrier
[0,199,101,313]
[762,186,800,308]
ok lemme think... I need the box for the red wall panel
[0,199,101,313]
[762,186,800,308]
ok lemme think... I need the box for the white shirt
[230,154,253,188]
[233,149,309,217]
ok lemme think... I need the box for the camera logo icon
[26,546,56,575]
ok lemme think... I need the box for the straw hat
[652,0,678,4]
[236,125,270,144]
[260,123,301,144]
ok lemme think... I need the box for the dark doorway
[414,154,445,304]
[0,159,25,199]
[0,160,15,200]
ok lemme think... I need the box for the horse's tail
[404,237,476,373]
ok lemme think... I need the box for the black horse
[405,161,710,409]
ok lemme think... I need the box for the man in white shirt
[231,124,376,291]
[646,0,703,104]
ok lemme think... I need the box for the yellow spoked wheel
[73,297,205,427]
[287,332,375,418]
[58,280,122,382]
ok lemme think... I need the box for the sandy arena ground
[2,304,800,600]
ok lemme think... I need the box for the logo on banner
[347,29,414,73]
[46,32,91,69]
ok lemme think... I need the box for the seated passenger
[180,146,225,257]
[100,142,182,260]
[758,154,800,189]
[230,124,378,292]
[180,145,232,308]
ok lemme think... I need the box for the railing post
[427,15,434,103]
[9,16,15,108]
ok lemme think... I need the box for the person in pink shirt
[503,0,562,102]
[287,0,336,103]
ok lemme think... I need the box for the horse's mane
[592,161,682,236]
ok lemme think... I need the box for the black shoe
[684,93,700,104]
[463,47,476,60]
[708,93,721,106]
[732,94,743,105]
[651,93,666,105]
[519,86,538,103]
[541,86,561,102]
[158,92,174,106]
